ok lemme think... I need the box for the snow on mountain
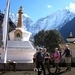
[9,9,75,36]
[32,9,75,35]
[9,13,34,32]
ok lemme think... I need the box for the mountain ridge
[0,9,75,42]
[8,9,75,41]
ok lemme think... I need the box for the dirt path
[0,67,75,75]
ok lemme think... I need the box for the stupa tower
[17,6,23,28]
[0,6,36,63]
[66,32,75,43]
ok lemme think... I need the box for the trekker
[43,48,51,75]
[61,44,72,71]
[34,47,46,75]
[53,48,61,73]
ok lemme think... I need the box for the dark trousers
[36,61,46,75]
[8,63,17,72]
[55,63,60,73]
[45,63,50,74]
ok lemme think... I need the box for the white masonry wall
[0,48,36,63]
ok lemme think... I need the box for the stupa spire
[69,32,73,37]
[17,6,23,27]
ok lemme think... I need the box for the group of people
[33,44,72,75]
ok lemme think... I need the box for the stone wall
[0,63,36,71]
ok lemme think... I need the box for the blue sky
[0,0,75,21]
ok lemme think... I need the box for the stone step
[7,41,34,49]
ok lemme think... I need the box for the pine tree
[34,29,64,52]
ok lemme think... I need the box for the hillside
[0,11,16,46]
[59,17,75,42]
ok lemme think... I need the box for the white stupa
[0,6,36,63]
[66,32,75,43]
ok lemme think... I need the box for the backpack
[54,51,60,58]
[44,52,50,62]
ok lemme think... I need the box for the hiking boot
[66,68,69,70]
[57,68,61,72]
[69,68,71,71]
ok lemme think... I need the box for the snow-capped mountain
[32,9,75,35]
[9,13,34,32]
[9,9,75,39]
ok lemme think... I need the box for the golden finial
[20,6,23,11]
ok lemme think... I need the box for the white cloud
[66,2,75,13]
[47,5,51,8]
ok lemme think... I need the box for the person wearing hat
[43,48,51,75]
[53,48,61,73]
[35,47,46,75]
[61,44,72,71]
